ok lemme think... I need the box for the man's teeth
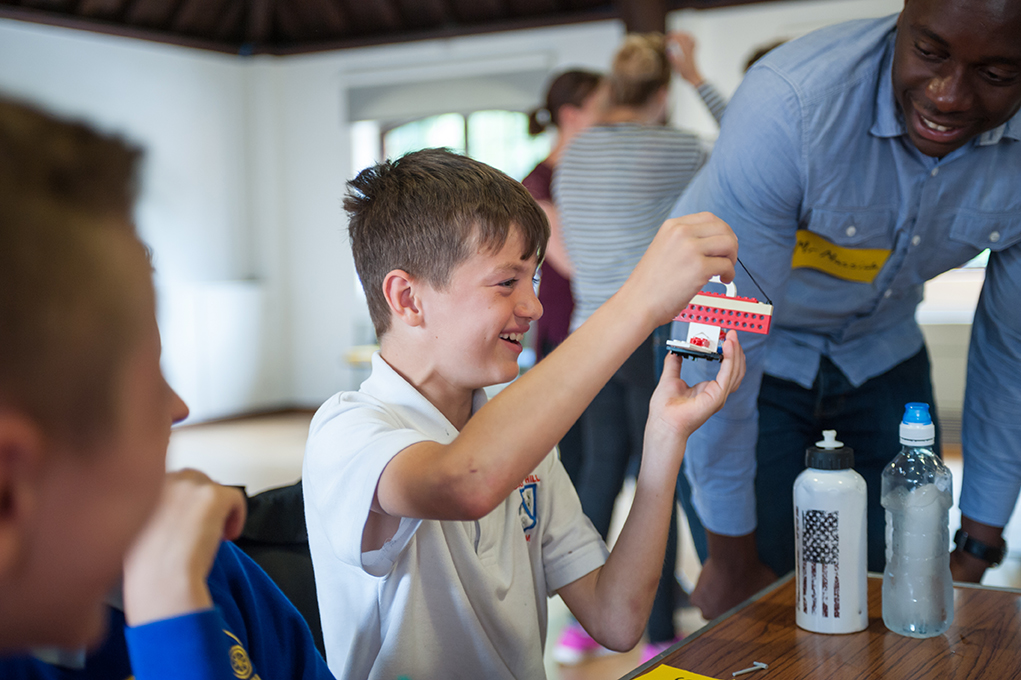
[921,115,952,132]
[501,333,524,343]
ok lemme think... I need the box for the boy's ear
[0,412,44,578]
[382,269,425,328]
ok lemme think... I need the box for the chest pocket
[948,210,1021,253]
[795,207,896,283]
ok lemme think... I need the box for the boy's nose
[170,386,190,424]
[517,288,543,321]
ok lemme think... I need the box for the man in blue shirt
[672,0,1021,617]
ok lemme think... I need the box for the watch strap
[954,529,1007,567]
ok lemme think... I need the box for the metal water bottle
[794,430,868,633]
[881,402,954,638]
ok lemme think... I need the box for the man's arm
[557,343,745,651]
[669,64,805,618]
[375,213,738,524]
[955,243,1021,581]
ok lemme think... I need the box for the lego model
[667,277,773,362]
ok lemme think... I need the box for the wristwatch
[954,529,1007,567]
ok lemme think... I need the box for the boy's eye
[500,279,518,288]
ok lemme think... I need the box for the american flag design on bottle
[796,509,841,617]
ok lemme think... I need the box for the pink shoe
[553,622,612,665]
[640,636,683,664]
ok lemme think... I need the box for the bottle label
[796,509,841,618]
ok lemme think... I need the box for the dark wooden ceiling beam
[18,0,75,10]
[393,0,448,29]
[339,0,403,34]
[245,0,274,44]
[124,0,185,28]
[272,0,303,42]
[172,0,230,35]
[614,0,665,32]
[294,0,350,39]
[212,0,243,43]
[447,0,506,23]
[76,0,132,20]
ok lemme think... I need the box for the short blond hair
[610,33,671,107]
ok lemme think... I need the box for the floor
[169,414,1021,680]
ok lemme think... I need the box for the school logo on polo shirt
[518,474,540,539]
[223,629,260,680]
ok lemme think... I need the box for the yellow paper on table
[634,665,721,680]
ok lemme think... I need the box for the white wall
[0,18,284,421]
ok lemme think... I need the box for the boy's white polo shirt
[303,353,608,680]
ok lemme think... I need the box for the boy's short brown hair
[0,97,145,447]
[345,148,549,338]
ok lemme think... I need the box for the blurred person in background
[523,69,606,485]
[552,31,726,664]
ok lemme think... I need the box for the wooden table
[622,573,1021,680]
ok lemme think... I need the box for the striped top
[553,83,726,330]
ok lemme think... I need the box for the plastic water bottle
[794,430,868,633]
[881,402,954,637]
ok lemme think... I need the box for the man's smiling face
[892,0,1021,157]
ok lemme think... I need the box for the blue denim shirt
[672,15,1021,536]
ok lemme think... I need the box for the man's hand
[667,32,706,88]
[123,469,247,626]
[689,531,777,620]
[621,212,738,330]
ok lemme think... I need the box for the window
[379,110,552,182]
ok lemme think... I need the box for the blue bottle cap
[902,402,932,425]
[900,402,935,446]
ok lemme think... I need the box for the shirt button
[846,225,857,237]
[911,235,921,246]
[990,231,1001,243]
[931,167,939,177]
[884,289,893,298]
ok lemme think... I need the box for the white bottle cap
[815,430,843,449]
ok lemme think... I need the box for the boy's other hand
[123,469,247,626]
[646,332,745,453]
[623,212,738,329]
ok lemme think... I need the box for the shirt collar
[872,28,1021,146]
[871,33,902,139]
[978,110,1021,145]
[365,352,488,439]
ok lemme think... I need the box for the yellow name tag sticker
[791,229,890,283]
[635,665,721,680]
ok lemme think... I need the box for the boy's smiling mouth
[499,332,525,346]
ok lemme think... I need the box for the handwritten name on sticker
[791,229,890,284]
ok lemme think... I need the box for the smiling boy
[303,148,744,679]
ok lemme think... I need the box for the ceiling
[0,0,783,55]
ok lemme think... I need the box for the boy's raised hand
[621,212,738,330]
[646,332,745,454]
